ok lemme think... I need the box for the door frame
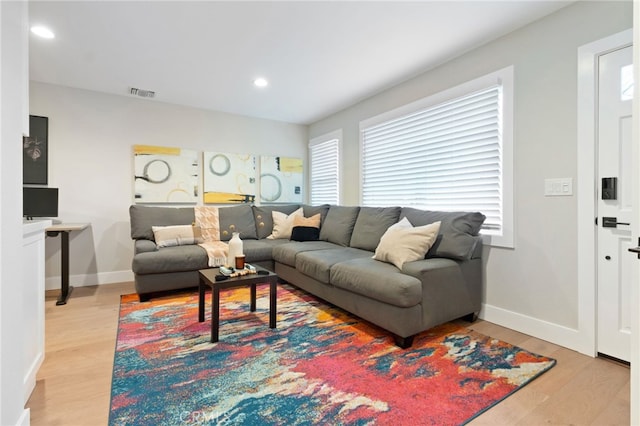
[577,28,632,358]
[595,43,634,362]
[577,28,636,422]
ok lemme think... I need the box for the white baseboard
[23,353,43,407]
[16,409,30,426]
[481,303,594,356]
[45,270,134,291]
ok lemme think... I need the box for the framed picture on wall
[133,145,199,204]
[203,151,257,204]
[23,115,49,185]
[260,156,303,203]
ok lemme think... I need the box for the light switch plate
[545,178,573,196]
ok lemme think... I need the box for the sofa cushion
[272,241,340,267]
[132,245,208,274]
[295,247,371,283]
[373,218,441,269]
[130,205,195,241]
[319,206,360,247]
[349,206,401,251]
[243,239,292,263]
[253,204,301,239]
[401,257,463,280]
[218,204,258,241]
[290,214,321,242]
[400,208,486,260]
[330,257,422,308]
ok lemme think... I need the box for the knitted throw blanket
[194,206,228,267]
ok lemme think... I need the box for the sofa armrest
[134,239,158,254]
[470,237,483,259]
[402,257,481,324]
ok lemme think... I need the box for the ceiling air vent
[129,87,156,98]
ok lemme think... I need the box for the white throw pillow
[152,225,204,248]
[267,207,304,239]
[373,217,441,270]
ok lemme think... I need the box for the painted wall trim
[16,410,30,426]
[631,4,639,424]
[576,28,633,359]
[481,303,588,355]
[45,270,134,291]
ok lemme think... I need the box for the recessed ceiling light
[31,26,55,39]
[253,78,268,88]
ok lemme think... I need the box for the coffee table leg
[270,279,277,329]
[250,284,256,312]
[212,286,220,343]
[198,276,205,323]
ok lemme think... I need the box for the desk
[46,223,89,305]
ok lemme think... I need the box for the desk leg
[211,286,220,343]
[56,231,73,306]
[270,279,277,329]
[198,276,205,323]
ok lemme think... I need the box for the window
[309,130,341,205]
[360,67,513,248]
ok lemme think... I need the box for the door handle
[629,238,640,259]
[603,217,630,228]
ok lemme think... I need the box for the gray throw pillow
[400,208,486,260]
[350,206,401,251]
[302,204,331,226]
[319,205,360,247]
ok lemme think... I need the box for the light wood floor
[27,282,630,425]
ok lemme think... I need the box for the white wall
[308,1,632,351]
[631,3,639,423]
[29,82,307,289]
[1,1,31,424]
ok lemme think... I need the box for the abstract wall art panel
[133,145,198,204]
[23,115,49,185]
[203,152,256,204]
[260,156,303,203]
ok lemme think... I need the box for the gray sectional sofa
[129,203,485,347]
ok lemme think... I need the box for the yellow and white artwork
[203,152,257,204]
[260,156,303,203]
[133,145,198,204]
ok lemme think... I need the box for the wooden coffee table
[198,265,278,343]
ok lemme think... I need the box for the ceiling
[28,1,574,125]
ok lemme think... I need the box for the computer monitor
[23,187,58,219]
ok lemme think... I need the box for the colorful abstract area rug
[109,284,556,426]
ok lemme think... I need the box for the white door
[597,45,634,362]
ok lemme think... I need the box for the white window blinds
[361,85,502,231]
[310,137,340,205]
